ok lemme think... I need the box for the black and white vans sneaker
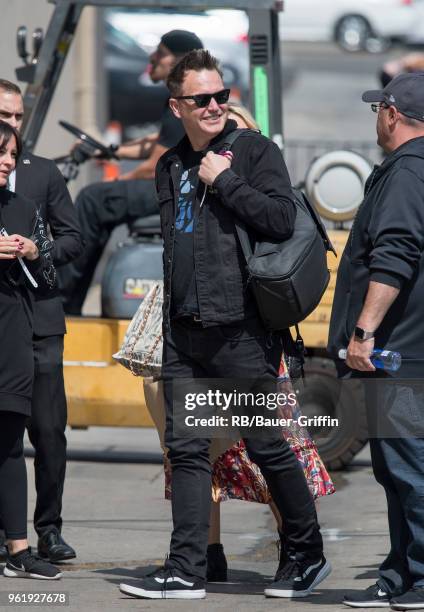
[343,583,392,608]
[4,547,62,580]
[264,556,331,598]
[119,567,206,600]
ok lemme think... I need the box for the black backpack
[222,129,336,331]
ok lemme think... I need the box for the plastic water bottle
[338,348,402,372]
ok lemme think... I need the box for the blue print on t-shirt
[175,169,197,233]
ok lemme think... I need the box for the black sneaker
[391,587,424,610]
[4,547,62,580]
[344,583,392,608]
[264,556,331,598]
[119,567,206,600]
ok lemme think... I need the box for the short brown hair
[0,120,23,161]
[0,79,22,96]
[166,49,223,97]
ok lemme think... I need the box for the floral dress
[165,355,335,503]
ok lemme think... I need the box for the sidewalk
[2,430,388,612]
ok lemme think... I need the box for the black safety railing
[283,139,382,187]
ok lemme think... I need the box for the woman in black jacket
[0,121,61,580]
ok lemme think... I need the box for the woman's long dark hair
[0,120,22,162]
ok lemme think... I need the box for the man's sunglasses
[371,102,389,113]
[174,88,231,108]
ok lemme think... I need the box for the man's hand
[345,335,375,372]
[199,152,231,186]
[343,280,400,371]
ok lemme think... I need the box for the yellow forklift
[16,0,371,468]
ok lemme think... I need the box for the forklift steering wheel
[59,120,118,159]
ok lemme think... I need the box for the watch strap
[354,326,374,341]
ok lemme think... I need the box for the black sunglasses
[174,88,231,108]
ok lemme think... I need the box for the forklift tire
[295,356,368,470]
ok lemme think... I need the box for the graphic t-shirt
[171,149,203,317]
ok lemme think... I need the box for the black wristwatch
[354,326,374,341]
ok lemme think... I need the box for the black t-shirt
[157,103,185,148]
[171,149,203,317]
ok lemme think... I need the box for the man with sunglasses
[59,30,203,315]
[119,49,330,601]
[328,73,424,610]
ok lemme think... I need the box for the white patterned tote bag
[113,281,163,377]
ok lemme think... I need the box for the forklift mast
[17,0,283,151]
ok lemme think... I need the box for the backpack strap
[218,127,258,151]
[295,189,337,256]
[281,324,306,379]
[234,219,253,261]
[216,128,257,262]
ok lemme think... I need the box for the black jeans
[163,318,323,580]
[58,178,158,315]
[0,412,27,540]
[27,335,67,537]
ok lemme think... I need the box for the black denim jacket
[155,120,296,331]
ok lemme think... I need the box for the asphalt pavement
[1,432,391,612]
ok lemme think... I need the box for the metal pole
[19,0,83,150]
[248,9,283,148]
[247,7,283,149]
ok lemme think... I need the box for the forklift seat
[129,214,161,237]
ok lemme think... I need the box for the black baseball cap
[160,30,203,55]
[362,72,424,122]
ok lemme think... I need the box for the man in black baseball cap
[330,71,424,611]
[362,71,424,122]
[59,30,203,315]
[361,71,424,151]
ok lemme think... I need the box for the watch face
[355,327,373,340]
[355,327,365,340]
